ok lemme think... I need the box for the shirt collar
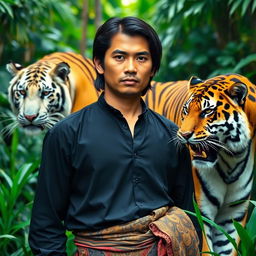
[97,93,148,118]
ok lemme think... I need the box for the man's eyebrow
[112,49,150,55]
[136,51,150,56]
[112,49,126,55]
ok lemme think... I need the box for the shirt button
[134,177,140,183]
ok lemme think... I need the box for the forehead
[107,32,150,54]
[186,95,217,111]
[14,62,54,88]
[188,83,225,109]
[191,77,231,100]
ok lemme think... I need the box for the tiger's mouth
[189,143,218,162]
[22,124,45,134]
[23,124,44,129]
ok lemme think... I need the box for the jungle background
[0,0,256,255]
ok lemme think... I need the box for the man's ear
[150,69,155,78]
[94,58,104,74]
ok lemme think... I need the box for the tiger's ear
[188,76,203,89]
[228,82,248,106]
[6,62,23,76]
[54,62,70,81]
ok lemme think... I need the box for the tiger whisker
[207,140,233,155]
[49,112,65,119]
[206,142,219,153]
[1,121,19,138]
[171,136,185,153]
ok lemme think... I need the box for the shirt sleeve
[171,144,202,247]
[29,128,72,255]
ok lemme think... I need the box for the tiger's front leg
[193,167,226,255]
[212,227,237,256]
[201,223,214,255]
[213,200,250,256]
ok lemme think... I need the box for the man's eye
[114,55,124,61]
[137,56,147,62]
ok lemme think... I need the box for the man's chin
[115,89,144,97]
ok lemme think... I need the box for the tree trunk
[0,41,4,64]
[212,2,236,49]
[80,0,89,57]
[95,0,102,29]
[24,42,35,63]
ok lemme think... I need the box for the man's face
[95,32,154,98]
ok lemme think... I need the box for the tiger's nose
[24,114,38,122]
[179,131,193,140]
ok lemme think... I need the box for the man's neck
[104,92,142,137]
[104,92,142,118]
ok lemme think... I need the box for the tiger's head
[6,60,72,135]
[177,74,256,170]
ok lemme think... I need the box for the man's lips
[120,78,139,85]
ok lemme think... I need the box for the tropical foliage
[0,0,256,255]
[154,0,256,81]
[186,199,256,256]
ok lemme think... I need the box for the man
[29,17,200,255]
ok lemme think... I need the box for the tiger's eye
[42,91,50,96]
[19,90,26,95]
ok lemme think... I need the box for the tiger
[6,53,255,255]
[6,52,99,135]
[175,74,256,256]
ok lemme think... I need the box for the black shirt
[29,94,195,255]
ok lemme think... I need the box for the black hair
[92,16,162,95]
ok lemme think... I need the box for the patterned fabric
[149,207,200,256]
[75,243,157,256]
[74,206,199,256]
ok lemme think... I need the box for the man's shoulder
[147,109,178,130]
[49,101,98,134]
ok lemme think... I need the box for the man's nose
[125,59,137,73]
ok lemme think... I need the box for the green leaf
[185,199,239,253]
[177,0,185,12]
[168,3,176,20]
[241,0,251,16]
[192,197,206,235]
[189,197,218,254]
[246,201,256,238]
[0,234,17,240]
[233,220,255,256]
[9,162,38,211]
[0,169,13,188]
[229,0,243,16]
[10,128,19,174]
[11,220,30,234]
[249,200,256,207]
[18,162,38,185]
[233,53,256,72]
[0,92,9,108]
[0,1,13,18]
[252,0,256,12]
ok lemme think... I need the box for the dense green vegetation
[0,0,256,255]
